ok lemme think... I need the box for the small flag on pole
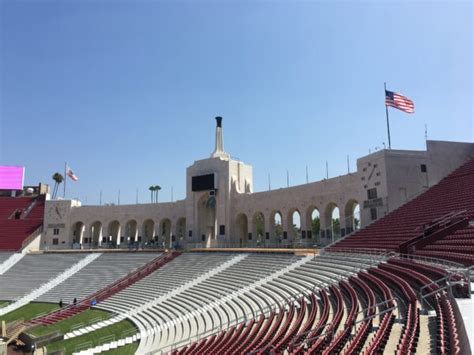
[385,90,415,113]
[66,166,78,181]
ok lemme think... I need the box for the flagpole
[384,82,392,149]
[63,162,67,198]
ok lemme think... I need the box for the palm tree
[52,173,64,199]
[154,185,161,203]
[149,186,155,203]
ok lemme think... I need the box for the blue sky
[1,0,472,205]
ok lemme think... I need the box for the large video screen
[0,166,25,190]
[192,173,215,191]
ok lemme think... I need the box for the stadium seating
[0,252,13,265]
[0,195,45,251]
[0,248,466,355]
[329,157,474,263]
[30,251,180,325]
[0,253,85,301]
[414,225,474,266]
[169,255,467,355]
[68,252,385,353]
[37,252,159,304]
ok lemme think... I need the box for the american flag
[66,166,78,181]
[385,90,415,114]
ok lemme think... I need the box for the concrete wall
[40,140,474,249]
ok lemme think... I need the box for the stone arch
[71,221,85,245]
[344,199,361,235]
[324,203,340,242]
[159,218,172,248]
[251,212,265,244]
[124,219,138,244]
[287,208,302,241]
[90,221,102,247]
[235,213,249,246]
[305,206,321,240]
[270,210,283,243]
[197,193,216,246]
[107,220,121,246]
[142,219,155,244]
[175,217,186,244]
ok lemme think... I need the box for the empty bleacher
[0,252,13,266]
[0,253,85,301]
[0,195,45,251]
[415,225,474,266]
[330,157,474,259]
[171,255,466,355]
[37,252,159,304]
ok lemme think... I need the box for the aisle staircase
[29,251,180,326]
[0,253,102,316]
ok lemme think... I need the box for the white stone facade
[41,119,474,250]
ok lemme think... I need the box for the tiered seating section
[172,255,466,355]
[37,252,159,304]
[0,253,85,301]
[330,157,474,266]
[0,195,45,250]
[1,251,470,354]
[415,225,474,266]
[30,251,180,325]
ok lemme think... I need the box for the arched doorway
[125,220,138,244]
[71,221,85,246]
[90,221,102,247]
[235,213,249,247]
[325,203,340,243]
[176,217,186,246]
[305,206,320,242]
[344,199,361,235]
[197,193,216,247]
[270,211,283,245]
[142,219,155,245]
[159,218,172,248]
[107,220,121,247]
[252,212,265,246]
[288,209,301,244]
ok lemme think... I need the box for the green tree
[274,223,283,238]
[149,186,155,203]
[154,185,161,203]
[52,173,64,199]
[332,218,341,236]
[312,216,320,237]
[255,214,264,238]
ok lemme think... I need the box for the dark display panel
[192,173,215,191]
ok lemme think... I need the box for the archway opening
[125,220,138,245]
[90,221,102,247]
[252,212,265,246]
[235,213,248,247]
[332,207,341,241]
[271,211,283,244]
[289,209,301,243]
[159,218,172,248]
[176,217,186,246]
[71,221,85,245]
[142,219,155,245]
[197,193,216,246]
[107,220,121,246]
[310,208,320,241]
[344,200,361,235]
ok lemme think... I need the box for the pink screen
[0,166,25,190]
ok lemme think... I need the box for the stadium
[0,116,473,354]
[1,2,473,355]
